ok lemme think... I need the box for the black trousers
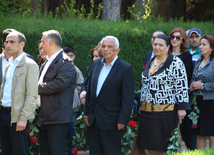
[0,109,28,155]
[39,123,69,155]
[88,120,123,155]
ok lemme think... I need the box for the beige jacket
[0,54,39,123]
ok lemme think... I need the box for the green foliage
[127,0,151,22]
[166,122,180,154]
[167,148,214,155]
[1,16,214,89]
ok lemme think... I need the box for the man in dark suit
[84,36,135,155]
[37,30,76,155]
[144,30,165,66]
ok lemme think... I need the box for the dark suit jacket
[38,51,76,125]
[84,56,135,130]
[144,50,153,66]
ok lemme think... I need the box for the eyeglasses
[170,35,183,41]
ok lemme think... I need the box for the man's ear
[20,41,25,49]
[116,48,120,55]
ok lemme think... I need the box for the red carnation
[143,64,146,68]
[192,125,198,129]
[129,120,137,129]
[71,149,77,154]
[76,146,82,151]
[32,138,38,143]
[29,135,34,140]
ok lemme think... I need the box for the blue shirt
[96,55,118,97]
[1,53,25,107]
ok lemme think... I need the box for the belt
[1,106,11,113]
[141,99,175,112]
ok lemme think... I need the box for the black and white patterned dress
[138,52,190,151]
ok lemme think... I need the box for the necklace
[151,55,168,69]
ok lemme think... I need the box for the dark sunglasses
[170,35,183,41]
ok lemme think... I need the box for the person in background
[138,34,190,155]
[186,29,190,48]
[84,36,135,154]
[1,31,38,155]
[37,30,76,155]
[144,30,165,67]
[190,35,214,149]
[79,43,102,105]
[168,27,194,151]
[168,27,193,84]
[188,28,202,65]
[63,44,84,155]
[37,40,46,68]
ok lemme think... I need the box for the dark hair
[42,30,62,47]
[168,27,188,54]
[17,31,26,43]
[37,41,45,63]
[91,42,102,62]
[63,44,76,55]
[201,35,214,59]
[154,34,170,46]
[2,29,16,48]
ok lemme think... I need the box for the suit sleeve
[19,62,39,122]
[84,67,93,116]
[117,65,135,125]
[38,61,76,95]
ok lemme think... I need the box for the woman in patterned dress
[138,34,191,155]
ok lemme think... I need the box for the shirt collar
[9,52,25,64]
[101,55,118,66]
[46,49,62,62]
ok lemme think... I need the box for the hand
[190,81,202,91]
[84,115,89,126]
[16,120,27,131]
[177,110,186,124]
[117,123,125,130]
[80,91,86,105]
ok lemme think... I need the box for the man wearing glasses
[188,28,202,65]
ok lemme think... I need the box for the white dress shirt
[37,50,62,107]
[1,53,25,107]
[96,55,118,97]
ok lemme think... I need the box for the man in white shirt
[0,31,38,155]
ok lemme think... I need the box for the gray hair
[101,36,119,49]
[42,30,62,47]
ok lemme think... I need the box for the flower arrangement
[28,108,41,155]
[188,91,200,128]
[166,122,180,154]
[72,111,89,153]
[121,120,138,155]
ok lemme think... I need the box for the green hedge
[1,14,214,89]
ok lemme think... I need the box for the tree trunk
[31,0,39,16]
[102,0,122,21]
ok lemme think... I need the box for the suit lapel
[97,57,121,97]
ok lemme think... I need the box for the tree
[102,0,122,21]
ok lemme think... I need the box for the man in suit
[84,36,135,155]
[144,30,165,66]
[37,30,76,155]
[0,31,38,155]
